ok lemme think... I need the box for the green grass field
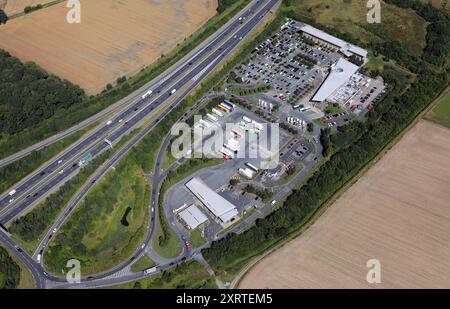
[190,227,207,248]
[0,246,21,289]
[130,255,156,273]
[426,88,450,128]
[290,0,428,56]
[324,103,345,116]
[114,261,217,289]
[45,163,151,275]
[152,216,183,259]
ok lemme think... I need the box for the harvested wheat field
[239,120,450,289]
[0,0,217,94]
[0,0,55,16]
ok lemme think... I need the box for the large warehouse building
[185,178,239,223]
[300,25,368,61]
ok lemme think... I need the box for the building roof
[185,178,238,223]
[348,45,368,59]
[312,58,360,102]
[300,25,367,59]
[178,204,208,230]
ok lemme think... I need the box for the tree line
[0,50,85,135]
[217,0,240,14]
[0,247,21,289]
[0,9,7,24]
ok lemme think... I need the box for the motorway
[0,1,263,170]
[0,0,281,289]
[0,0,278,225]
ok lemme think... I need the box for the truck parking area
[161,18,389,243]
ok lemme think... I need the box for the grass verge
[113,261,217,289]
[425,86,450,128]
[130,255,156,273]
[44,163,151,275]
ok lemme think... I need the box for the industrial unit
[178,204,208,230]
[185,177,239,223]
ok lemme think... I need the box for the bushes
[0,9,8,24]
[24,4,43,14]
[0,50,85,135]
[243,185,273,201]
[217,0,240,14]
[320,128,331,157]
[0,247,21,289]
[9,150,113,242]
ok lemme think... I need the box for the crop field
[0,0,217,94]
[0,0,54,16]
[239,120,450,288]
[290,0,428,56]
[426,87,450,128]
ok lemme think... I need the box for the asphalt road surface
[0,0,281,289]
[0,0,278,224]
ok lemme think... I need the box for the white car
[141,243,146,249]
[58,160,63,164]
[271,200,276,206]
[53,228,57,233]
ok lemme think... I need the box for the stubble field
[239,120,450,289]
[0,0,217,94]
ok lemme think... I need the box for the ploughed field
[0,0,217,94]
[239,120,450,288]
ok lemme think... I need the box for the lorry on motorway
[142,90,153,99]
[143,267,157,275]
[8,190,16,196]
[78,153,93,167]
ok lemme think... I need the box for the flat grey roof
[312,58,359,102]
[179,204,208,230]
[300,25,368,58]
[186,178,238,223]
